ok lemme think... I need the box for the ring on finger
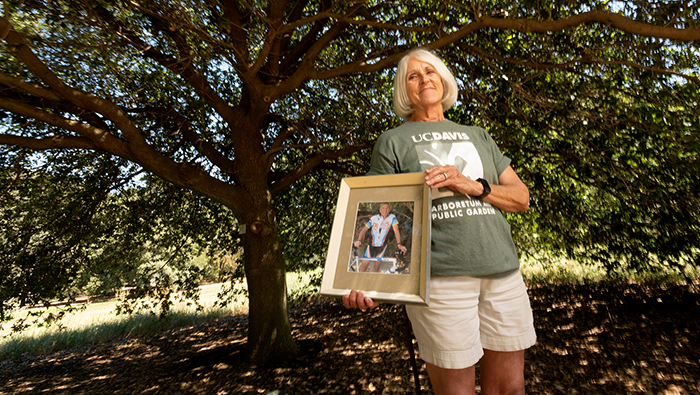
[443,172,448,180]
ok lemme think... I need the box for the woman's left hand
[425,165,482,196]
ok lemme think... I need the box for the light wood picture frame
[321,173,431,305]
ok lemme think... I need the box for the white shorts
[405,271,536,369]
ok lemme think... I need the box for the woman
[343,48,536,395]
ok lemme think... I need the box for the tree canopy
[1,0,699,363]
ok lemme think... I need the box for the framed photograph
[321,173,431,305]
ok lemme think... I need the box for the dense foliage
[0,151,240,322]
[439,26,700,272]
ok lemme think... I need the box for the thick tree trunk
[241,201,299,365]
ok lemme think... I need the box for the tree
[1,0,698,363]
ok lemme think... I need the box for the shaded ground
[1,282,699,394]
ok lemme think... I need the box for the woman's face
[405,58,444,112]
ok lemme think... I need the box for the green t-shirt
[367,120,520,278]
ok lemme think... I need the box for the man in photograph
[353,203,407,272]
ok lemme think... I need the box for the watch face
[482,179,491,193]
[477,178,490,198]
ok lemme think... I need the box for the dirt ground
[1,282,698,394]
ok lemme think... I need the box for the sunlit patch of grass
[0,307,235,360]
[0,282,249,361]
[0,269,325,361]
[287,266,323,306]
[521,254,607,284]
[521,253,700,286]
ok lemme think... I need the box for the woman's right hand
[342,289,379,311]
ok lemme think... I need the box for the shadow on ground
[1,282,698,394]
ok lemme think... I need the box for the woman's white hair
[393,48,459,120]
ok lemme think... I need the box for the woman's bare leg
[425,362,476,395]
[480,349,526,395]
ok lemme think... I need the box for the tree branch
[276,9,433,37]
[277,0,324,73]
[479,10,700,41]
[595,58,700,87]
[316,161,364,177]
[1,17,157,156]
[277,3,370,92]
[456,42,700,87]
[0,96,134,158]
[216,0,254,70]
[90,5,239,127]
[269,143,368,196]
[0,133,99,150]
[167,108,237,177]
[0,73,61,101]
[310,9,700,82]
[258,0,290,79]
